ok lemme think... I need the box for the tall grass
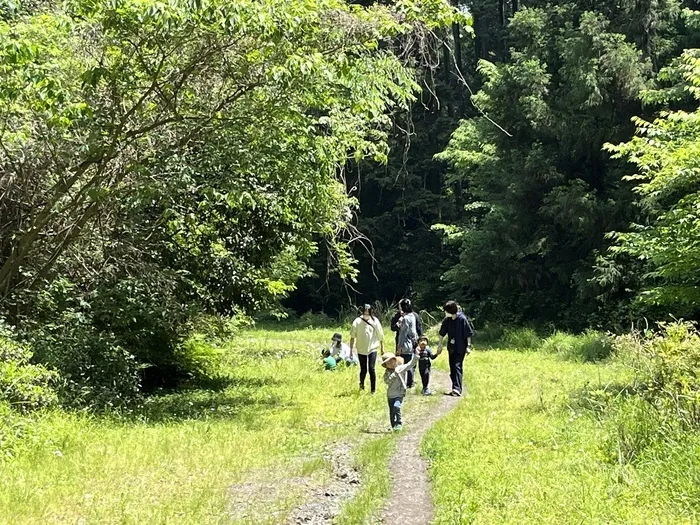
[0,326,391,524]
[423,350,700,523]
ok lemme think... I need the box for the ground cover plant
[424,328,700,524]
[0,326,404,524]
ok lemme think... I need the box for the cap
[332,333,342,342]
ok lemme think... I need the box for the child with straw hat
[381,348,418,431]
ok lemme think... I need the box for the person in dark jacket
[437,300,473,396]
[416,335,438,396]
[390,298,422,388]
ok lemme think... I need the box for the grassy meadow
[0,325,400,525]
[2,322,700,524]
[424,348,700,524]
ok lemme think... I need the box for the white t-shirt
[350,316,384,355]
[329,342,352,362]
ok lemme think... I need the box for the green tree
[605,14,700,314]
[435,3,667,327]
[0,0,457,400]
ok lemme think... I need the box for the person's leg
[358,354,367,389]
[368,351,377,393]
[393,397,403,427]
[419,361,429,390]
[387,397,395,427]
[406,363,414,388]
[450,352,465,394]
[448,351,459,393]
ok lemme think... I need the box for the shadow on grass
[129,374,287,425]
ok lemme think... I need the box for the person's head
[331,333,342,347]
[361,303,374,318]
[399,298,413,313]
[444,300,459,319]
[418,335,428,350]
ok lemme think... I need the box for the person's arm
[390,312,401,333]
[429,348,438,360]
[437,320,447,355]
[396,353,416,373]
[376,318,385,353]
[415,313,423,338]
[462,316,473,350]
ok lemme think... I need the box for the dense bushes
[615,322,700,430]
[0,324,57,412]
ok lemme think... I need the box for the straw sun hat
[380,353,404,368]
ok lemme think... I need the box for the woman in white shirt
[349,304,385,393]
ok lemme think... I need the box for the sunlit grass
[0,325,389,524]
[423,349,700,524]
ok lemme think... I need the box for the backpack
[465,315,476,338]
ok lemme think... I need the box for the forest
[2,0,700,522]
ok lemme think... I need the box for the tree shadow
[129,374,287,425]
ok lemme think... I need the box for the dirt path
[381,370,459,525]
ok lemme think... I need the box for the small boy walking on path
[416,336,438,396]
[381,349,418,431]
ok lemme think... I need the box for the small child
[321,348,337,370]
[381,350,418,431]
[416,335,438,396]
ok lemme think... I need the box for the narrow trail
[381,370,459,525]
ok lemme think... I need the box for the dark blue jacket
[439,312,473,354]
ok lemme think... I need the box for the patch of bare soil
[284,441,364,525]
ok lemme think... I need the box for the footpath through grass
[4,325,700,524]
[424,349,700,524]
[0,326,395,525]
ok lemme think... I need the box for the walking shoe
[451,389,462,397]
[392,425,403,432]
[423,389,432,396]
[359,384,365,390]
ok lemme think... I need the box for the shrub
[501,327,542,350]
[29,320,141,409]
[298,310,334,328]
[542,330,613,362]
[477,323,506,344]
[624,322,700,429]
[174,334,225,383]
[0,324,58,412]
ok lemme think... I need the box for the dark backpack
[466,315,476,338]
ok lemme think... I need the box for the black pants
[448,351,466,394]
[398,353,415,388]
[419,360,431,390]
[358,352,377,393]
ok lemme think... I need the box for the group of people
[321,300,474,431]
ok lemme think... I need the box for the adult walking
[437,300,473,397]
[349,304,385,394]
[394,299,419,388]
[390,299,423,348]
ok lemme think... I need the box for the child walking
[417,335,438,396]
[381,349,418,431]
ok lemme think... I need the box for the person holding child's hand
[416,335,438,396]
[437,300,474,397]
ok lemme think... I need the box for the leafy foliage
[605,35,700,312]
[0,323,57,412]
[0,0,456,403]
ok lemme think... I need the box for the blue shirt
[439,313,473,354]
